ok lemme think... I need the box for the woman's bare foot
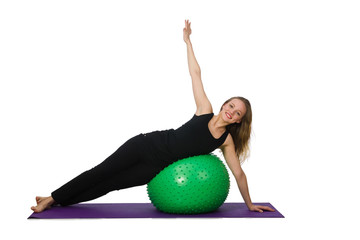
[31,196,55,213]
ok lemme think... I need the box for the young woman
[31,20,274,213]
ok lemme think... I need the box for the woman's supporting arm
[237,172,275,212]
[220,135,275,212]
[220,136,253,209]
[237,172,253,209]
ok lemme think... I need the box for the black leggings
[51,134,165,206]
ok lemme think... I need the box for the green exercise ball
[147,154,230,214]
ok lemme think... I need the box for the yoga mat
[28,202,284,219]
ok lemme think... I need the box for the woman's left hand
[183,19,192,44]
[249,204,276,213]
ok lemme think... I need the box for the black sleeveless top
[142,113,229,164]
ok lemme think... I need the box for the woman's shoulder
[220,133,234,149]
[194,112,214,117]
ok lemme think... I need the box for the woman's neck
[210,114,228,132]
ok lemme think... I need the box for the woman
[31,20,274,213]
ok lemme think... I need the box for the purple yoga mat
[28,202,284,219]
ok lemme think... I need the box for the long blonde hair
[220,96,252,165]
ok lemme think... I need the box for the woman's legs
[33,134,159,210]
[31,158,161,212]
[58,161,161,206]
[51,134,149,205]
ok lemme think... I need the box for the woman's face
[221,99,247,124]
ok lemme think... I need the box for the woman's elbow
[233,169,245,180]
[190,68,201,76]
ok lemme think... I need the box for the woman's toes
[31,196,55,213]
[31,206,39,212]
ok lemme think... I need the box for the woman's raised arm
[183,20,212,115]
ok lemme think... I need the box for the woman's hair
[220,96,252,165]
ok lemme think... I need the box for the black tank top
[142,113,229,164]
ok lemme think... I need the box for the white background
[1,0,359,239]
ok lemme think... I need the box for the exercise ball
[147,154,230,214]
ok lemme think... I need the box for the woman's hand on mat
[183,19,192,44]
[249,204,275,213]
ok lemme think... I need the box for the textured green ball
[147,154,230,214]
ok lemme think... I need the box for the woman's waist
[141,132,213,161]
[140,130,177,164]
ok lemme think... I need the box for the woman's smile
[225,112,232,119]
